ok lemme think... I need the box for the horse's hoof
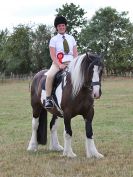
[96,153,104,159]
[49,145,64,151]
[56,145,64,151]
[27,143,38,152]
[63,151,77,158]
[87,152,104,159]
[68,152,77,158]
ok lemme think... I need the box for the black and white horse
[27,52,104,158]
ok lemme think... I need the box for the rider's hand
[59,63,66,70]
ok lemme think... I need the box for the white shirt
[49,33,76,62]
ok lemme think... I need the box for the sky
[0,0,133,31]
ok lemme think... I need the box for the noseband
[91,81,101,86]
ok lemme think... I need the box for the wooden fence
[0,71,133,84]
[0,73,34,83]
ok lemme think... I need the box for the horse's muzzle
[92,85,102,99]
[93,93,100,99]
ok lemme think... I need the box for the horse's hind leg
[49,114,63,151]
[27,106,41,151]
[27,117,39,151]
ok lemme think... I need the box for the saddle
[41,70,67,108]
[41,70,64,91]
[52,70,64,95]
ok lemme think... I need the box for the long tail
[37,108,47,145]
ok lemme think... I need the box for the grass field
[0,78,133,177]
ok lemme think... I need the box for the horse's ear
[86,52,89,59]
[86,52,92,62]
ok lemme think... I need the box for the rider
[44,15,78,108]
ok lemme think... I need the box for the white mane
[68,54,86,97]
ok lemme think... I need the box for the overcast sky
[0,0,133,31]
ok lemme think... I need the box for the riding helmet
[54,16,67,27]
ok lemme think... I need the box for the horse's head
[69,52,103,98]
[85,52,103,99]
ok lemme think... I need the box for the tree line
[0,3,133,75]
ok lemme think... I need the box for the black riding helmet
[54,16,67,28]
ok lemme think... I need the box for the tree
[31,24,51,72]
[0,29,9,72]
[79,7,133,74]
[55,3,87,46]
[5,25,32,74]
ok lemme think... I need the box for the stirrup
[44,98,54,108]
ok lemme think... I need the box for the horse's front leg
[63,117,76,158]
[27,117,39,151]
[84,106,104,159]
[49,115,63,151]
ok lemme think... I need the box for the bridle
[84,59,102,90]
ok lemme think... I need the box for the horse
[27,52,104,158]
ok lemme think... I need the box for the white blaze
[92,65,100,98]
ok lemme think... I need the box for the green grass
[0,78,133,177]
